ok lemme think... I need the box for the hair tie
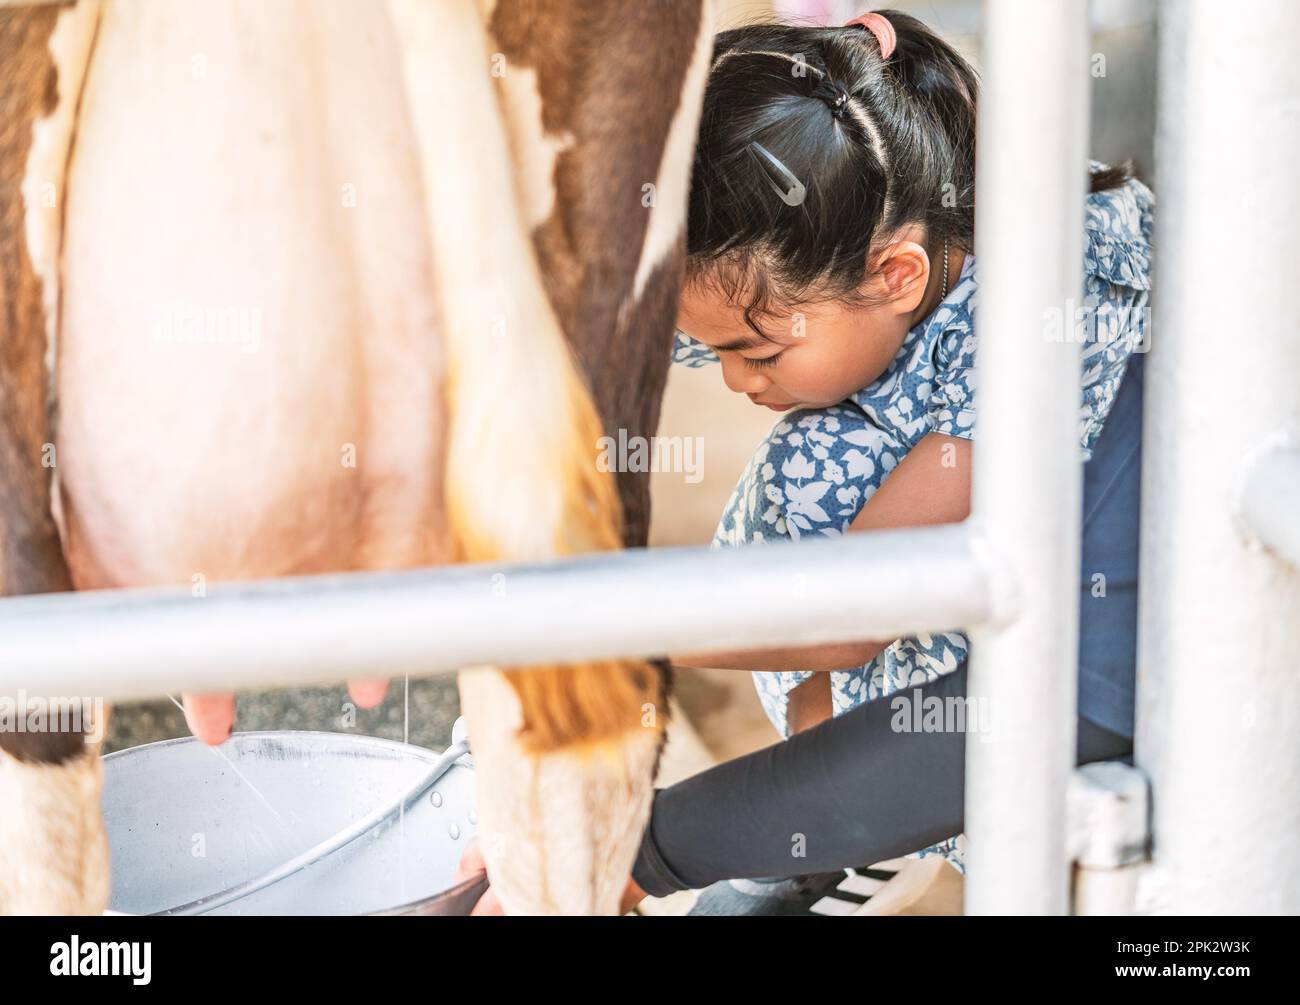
[845,11,897,61]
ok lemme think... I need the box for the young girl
[624,9,1153,913]
[459,8,1153,915]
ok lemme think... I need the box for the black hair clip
[748,141,807,207]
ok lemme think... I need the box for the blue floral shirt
[674,164,1154,871]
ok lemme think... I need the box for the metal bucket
[102,730,483,915]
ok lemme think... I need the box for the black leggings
[632,662,1132,897]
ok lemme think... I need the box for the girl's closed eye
[743,352,784,370]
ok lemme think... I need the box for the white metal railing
[1134,0,1300,915]
[963,0,1090,916]
[0,525,993,703]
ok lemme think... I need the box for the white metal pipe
[1068,762,1151,916]
[0,524,993,704]
[1066,761,1150,870]
[1237,437,1300,571]
[1073,863,1148,917]
[964,0,1090,915]
[1136,0,1300,915]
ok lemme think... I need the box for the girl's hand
[453,838,505,915]
[620,876,649,915]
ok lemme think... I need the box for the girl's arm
[671,432,972,673]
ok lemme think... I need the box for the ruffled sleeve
[925,313,978,441]
[1083,163,1153,293]
[1076,169,1154,457]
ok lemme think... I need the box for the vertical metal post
[965,0,1090,915]
[1136,0,1300,915]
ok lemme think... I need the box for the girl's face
[675,288,909,412]
[675,236,947,412]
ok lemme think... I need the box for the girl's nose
[720,357,770,396]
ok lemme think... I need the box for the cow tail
[390,0,664,756]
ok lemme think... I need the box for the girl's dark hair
[686,11,1135,331]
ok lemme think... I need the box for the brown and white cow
[0,0,712,915]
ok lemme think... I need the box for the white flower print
[781,451,817,480]
[784,481,832,528]
[843,449,875,480]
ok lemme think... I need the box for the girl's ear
[871,241,930,313]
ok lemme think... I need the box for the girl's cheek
[785,364,836,400]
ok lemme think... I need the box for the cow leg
[0,0,107,915]
[389,0,711,913]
